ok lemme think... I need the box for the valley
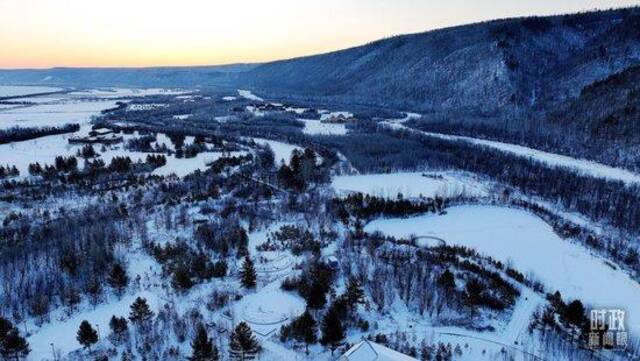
[1,6,640,361]
[0,81,637,361]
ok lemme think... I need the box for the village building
[339,340,419,361]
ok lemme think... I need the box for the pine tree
[1,329,30,361]
[292,310,317,354]
[76,320,98,351]
[171,263,193,292]
[189,324,219,361]
[0,316,12,340]
[129,297,154,327]
[0,317,30,361]
[346,277,365,306]
[172,263,194,292]
[229,322,260,360]
[320,305,346,355]
[240,256,257,289]
[107,263,129,297]
[109,315,129,343]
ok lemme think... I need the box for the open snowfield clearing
[299,118,347,135]
[365,205,640,335]
[384,122,640,185]
[231,280,305,336]
[0,85,62,98]
[0,100,118,130]
[238,89,264,101]
[68,88,185,98]
[27,291,161,361]
[0,125,234,178]
[251,138,303,165]
[331,172,487,198]
[152,151,246,177]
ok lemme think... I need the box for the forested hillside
[238,7,640,116]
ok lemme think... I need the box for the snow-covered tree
[229,322,260,360]
[76,320,98,351]
[240,256,257,289]
[129,297,154,327]
[189,324,219,361]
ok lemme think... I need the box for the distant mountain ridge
[1,7,639,120]
[235,7,640,117]
[0,64,257,89]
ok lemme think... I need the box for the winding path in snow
[382,121,640,185]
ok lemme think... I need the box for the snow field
[0,86,62,98]
[298,118,348,135]
[27,291,161,361]
[365,205,640,335]
[250,137,303,165]
[238,90,264,102]
[331,172,488,199]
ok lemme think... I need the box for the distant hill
[2,7,640,120]
[0,64,257,89]
[237,7,640,117]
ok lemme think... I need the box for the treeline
[0,123,80,144]
[339,233,521,323]
[0,165,19,179]
[330,193,445,222]
[332,124,640,236]
[396,126,640,233]
[26,154,166,180]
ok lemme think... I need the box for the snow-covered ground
[68,88,184,98]
[331,172,487,199]
[298,118,347,135]
[28,291,162,361]
[0,89,236,179]
[319,111,353,121]
[238,89,264,102]
[0,85,62,98]
[251,138,303,165]
[246,105,266,117]
[0,100,119,130]
[365,205,640,335]
[384,121,640,185]
[152,151,246,178]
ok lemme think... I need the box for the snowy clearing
[331,172,488,198]
[251,138,303,165]
[0,85,62,98]
[0,100,119,130]
[152,151,247,178]
[365,205,640,335]
[28,291,161,361]
[298,118,347,135]
[238,89,264,102]
[68,88,185,98]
